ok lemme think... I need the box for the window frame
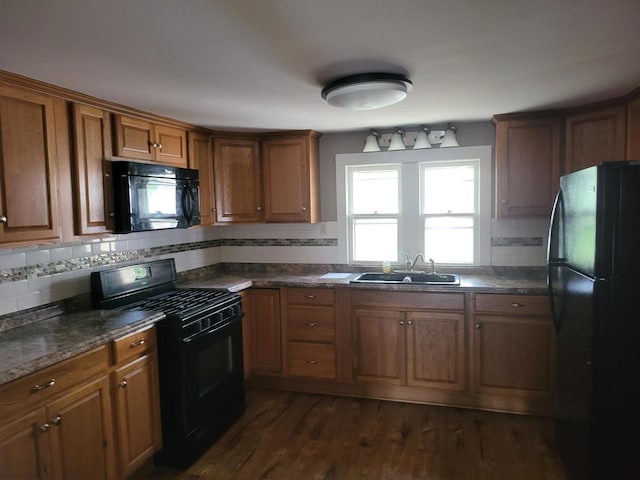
[336,145,492,267]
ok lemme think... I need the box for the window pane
[423,165,475,214]
[353,218,397,262]
[424,216,474,264]
[352,169,398,214]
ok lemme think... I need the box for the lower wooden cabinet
[0,326,163,480]
[470,294,555,413]
[110,325,162,478]
[246,288,282,375]
[0,346,115,480]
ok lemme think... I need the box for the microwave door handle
[182,185,193,222]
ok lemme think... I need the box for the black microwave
[111,161,201,233]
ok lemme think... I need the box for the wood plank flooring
[140,388,567,480]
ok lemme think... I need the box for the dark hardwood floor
[140,388,567,480]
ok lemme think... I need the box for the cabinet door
[406,312,466,391]
[213,138,263,223]
[188,132,215,225]
[72,104,113,234]
[0,409,50,480]
[247,289,282,374]
[565,105,627,173]
[472,315,555,397]
[263,137,311,222]
[353,308,405,385]
[627,94,640,159]
[0,84,61,243]
[113,353,162,478]
[495,117,562,218]
[46,376,114,480]
[155,124,187,167]
[114,114,155,161]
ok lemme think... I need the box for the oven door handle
[181,316,239,343]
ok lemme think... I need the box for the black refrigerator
[547,161,640,479]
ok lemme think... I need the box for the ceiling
[1,0,639,133]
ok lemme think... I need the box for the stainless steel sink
[350,272,460,285]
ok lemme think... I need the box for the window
[337,146,492,266]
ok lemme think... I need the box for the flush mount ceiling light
[321,73,413,110]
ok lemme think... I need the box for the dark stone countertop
[179,270,549,295]
[0,310,165,386]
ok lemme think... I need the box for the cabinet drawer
[287,342,336,379]
[287,306,335,343]
[287,288,334,306]
[351,290,464,311]
[112,325,156,366]
[0,346,108,416]
[474,294,550,316]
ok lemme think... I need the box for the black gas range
[91,259,245,468]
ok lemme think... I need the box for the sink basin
[350,272,460,285]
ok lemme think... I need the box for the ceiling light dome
[321,73,413,110]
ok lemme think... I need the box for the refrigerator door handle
[547,189,565,333]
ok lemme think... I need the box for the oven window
[196,336,233,397]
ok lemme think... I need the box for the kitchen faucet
[405,253,437,273]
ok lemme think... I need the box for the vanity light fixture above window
[362,123,459,152]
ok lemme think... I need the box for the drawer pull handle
[119,380,128,388]
[32,379,55,392]
[39,423,50,432]
[511,303,525,307]
[130,338,145,348]
[305,360,318,365]
[51,415,62,425]
[304,322,318,327]
[304,295,316,299]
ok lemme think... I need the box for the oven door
[183,316,244,434]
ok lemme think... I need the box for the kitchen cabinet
[627,92,640,159]
[0,82,61,244]
[351,291,466,392]
[565,104,627,173]
[0,346,115,480]
[213,137,263,223]
[113,114,187,168]
[493,115,562,218]
[72,103,114,234]
[283,287,336,380]
[110,326,162,478]
[262,131,321,223]
[188,131,216,225]
[471,294,555,413]
[246,288,282,375]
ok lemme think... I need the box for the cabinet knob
[32,378,56,392]
[301,207,307,211]
[51,415,62,425]
[39,423,51,432]
[400,321,405,326]
[475,323,481,329]
[129,338,145,348]
[501,199,507,204]
[407,320,412,326]
[119,380,128,388]
[257,206,262,211]
[0,215,7,224]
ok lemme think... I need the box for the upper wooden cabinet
[113,114,187,168]
[627,93,640,159]
[262,131,321,223]
[213,137,263,223]
[188,132,215,225]
[564,104,627,173]
[72,104,114,235]
[0,83,61,244]
[494,116,562,218]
